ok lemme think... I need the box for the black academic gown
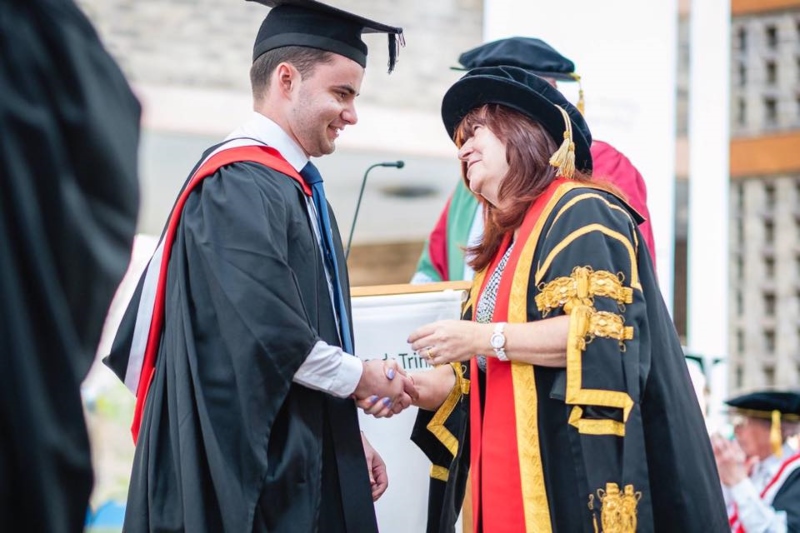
[0,1,140,531]
[123,161,377,533]
[413,186,729,533]
[772,466,800,530]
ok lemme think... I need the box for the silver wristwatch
[490,322,508,361]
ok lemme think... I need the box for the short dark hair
[250,46,335,101]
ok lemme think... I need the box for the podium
[351,282,470,533]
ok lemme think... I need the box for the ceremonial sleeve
[532,189,649,512]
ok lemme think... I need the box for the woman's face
[458,124,509,208]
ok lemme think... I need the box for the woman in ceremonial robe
[405,66,728,533]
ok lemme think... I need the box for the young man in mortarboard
[412,36,658,286]
[712,391,800,532]
[104,1,415,531]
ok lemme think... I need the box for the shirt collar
[225,112,309,172]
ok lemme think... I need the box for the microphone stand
[346,161,404,260]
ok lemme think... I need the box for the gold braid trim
[506,184,579,533]
[587,311,634,344]
[535,267,633,316]
[535,225,642,292]
[430,465,449,482]
[565,304,634,435]
[426,363,470,457]
[595,483,642,533]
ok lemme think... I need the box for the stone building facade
[728,0,800,392]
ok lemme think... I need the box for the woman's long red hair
[455,104,615,272]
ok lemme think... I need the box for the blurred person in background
[712,390,800,532]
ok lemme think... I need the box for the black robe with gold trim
[413,184,728,532]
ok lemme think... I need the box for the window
[736,254,745,280]
[736,329,745,353]
[764,97,778,126]
[736,218,744,245]
[736,291,744,315]
[766,60,777,84]
[737,183,745,210]
[765,257,775,279]
[766,25,778,48]
[764,182,776,209]
[764,365,775,386]
[737,26,747,50]
[764,292,776,316]
[764,329,776,354]
[737,98,747,126]
[736,365,744,388]
[738,63,747,86]
[764,219,775,244]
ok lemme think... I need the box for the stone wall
[75,0,483,112]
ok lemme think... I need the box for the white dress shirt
[724,444,795,533]
[220,112,363,398]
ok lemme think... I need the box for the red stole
[131,145,307,443]
[469,178,568,532]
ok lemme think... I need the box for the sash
[107,145,306,443]
[729,452,800,532]
[469,178,574,532]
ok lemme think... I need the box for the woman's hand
[411,365,458,411]
[408,319,491,366]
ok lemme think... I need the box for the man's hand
[353,359,418,418]
[361,432,388,501]
[711,434,751,486]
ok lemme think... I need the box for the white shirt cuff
[293,340,363,398]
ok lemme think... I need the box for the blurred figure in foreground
[0,0,141,531]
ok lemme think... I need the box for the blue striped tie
[300,161,353,353]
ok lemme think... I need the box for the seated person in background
[712,390,800,532]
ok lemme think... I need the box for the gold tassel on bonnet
[549,105,576,179]
[570,72,585,115]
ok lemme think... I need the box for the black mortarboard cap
[726,390,800,419]
[248,0,404,73]
[457,37,577,82]
[726,390,800,457]
[441,66,593,175]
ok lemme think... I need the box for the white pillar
[483,0,678,312]
[687,0,731,431]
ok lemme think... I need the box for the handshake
[352,359,418,418]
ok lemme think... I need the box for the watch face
[490,333,504,349]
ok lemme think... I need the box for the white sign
[352,289,467,533]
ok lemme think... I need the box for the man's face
[733,415,772,459]
[288,54,364,157]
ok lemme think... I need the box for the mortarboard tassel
[570,73,585,115]
[549,105,576,179]
[387,31,405,74]
[771,410,783,458]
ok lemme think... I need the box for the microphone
[345,161,405,260]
